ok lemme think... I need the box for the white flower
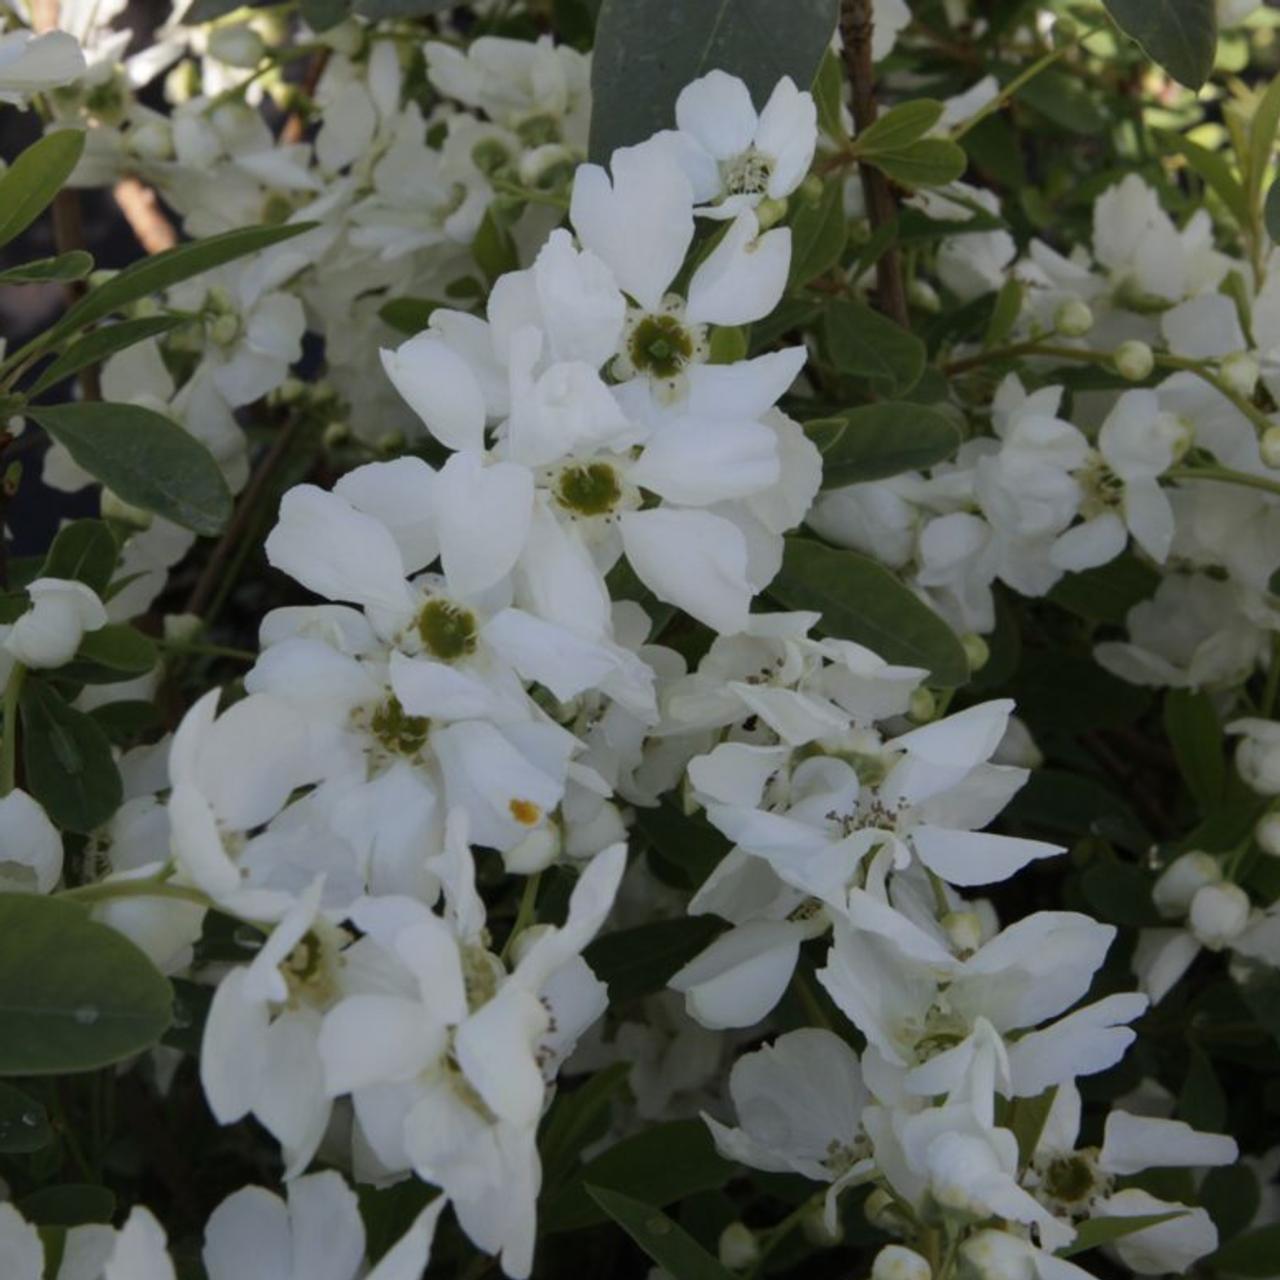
[3,577,106,669]
[0,30,85,104]
[0,788,63,893]
[668,71,817,218]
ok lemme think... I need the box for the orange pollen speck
[510,798,542,826]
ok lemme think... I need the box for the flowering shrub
[2,0,1280,1277]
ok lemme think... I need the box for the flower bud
[100,488,153,529]
[755,196,788,230]
[1053,15,1079,44]
[128,119,173,161]
[1261,425,1280,469]
[208,312,241,347]
[322,421,350,448]
[717,1223,759,1271]
[908,686,937,724]
[962,632,990,672]
[1153,851,1222,919]
[872,1245,932,1280]
[1256,811,1280,856]
[1054,297,1094,337]
[1115,340,1154,382]
[503,824,559,874]
[959,1230,1034,1280]
[1221,352,1259,397]
[942,911,983,955]
[1236,725,1280,794]
[208,24,266,68]
[797,173,824,204]
[909,279,941,314]
[1189,882,1251,948]
[163,612,203,644]
[800,1200,842,1247]
[864,1189,904,1235]
[3,578,107,670]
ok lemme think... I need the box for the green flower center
[370,694,430,756]
[556,462,622,517]
[1042,1153,1100,1208]
[417,599,479,661]
[723,147,773,196]
[628,313,695,380]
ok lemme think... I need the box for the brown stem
[113,176,178,255]
[840,0,909,328]
[184,414,300,617]
[280,48,330,144]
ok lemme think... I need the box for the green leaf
[586,1187,737,1280]
[41,519,118,595]
[184,0,244,19]
[64,624,159,683]
[1015,68,1107,135]
[787,181,848,286]
[583,917,725,1005]
[1079,856,1163,927]
[1013,652,1151,733]
[984,277,1023,349]
[812,49,845,139]
[0,251,93,286]
[352,0,454,14]
[0,1082,52,1153]
[1235,959,1280,1050]
[1207,1222,1280,1274]
[26,402,233,537]
[1003,770,1148,855]
[1266,178,1280,242]
[18,1184,116,1227]
[1164,688,1225,812]
[19,678,123,834]
[301,0,352,28]
[377,297,440,335]
[544,1120,734,1232]
[540,1063,631,1191]
[1177,1045,1226,1132]
[814,402,961,487]
[1047,554,1160,625]
[1009,1087,1058,1168]
[855,99,945,153]
[1248,74,1280,214]
[634,801,729,892]
[1058,1210,1187,1257]
[769,538,970,687]
[1160,134,1251,230]
[1200,1163,1262,1245]
[47,222,315,343]
[29,315,185,398]
[0,895,172,1075]
[0,131,86,251]
[867,138,968,189]
[825,298,925,396]
[473,207,519,284]
[1102,0,1217,89]
[589,0,839,161]
[89,699,161,745]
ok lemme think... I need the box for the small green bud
[717,1223,760,1271]
[908,686,937,724]
[1054,297,1094,337]
[1261,425,1280,469]
[755,196,788,230]
[962,633,990,672]
[1114,339,1155,382]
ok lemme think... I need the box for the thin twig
[840,0,909,327]
[113,176,178,254]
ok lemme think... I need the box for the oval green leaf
[589,0,839,161]
[815,401,961,487]
[1103,0,1217,90]
[769,537,970,686]
[0,1082,53,1153]
[0,131,86,251]
[26,402,232,536]
[824,298,925,395]
[0,894,173,1075]
[0,251,94,286]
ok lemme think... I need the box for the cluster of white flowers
[5,2,1280,1279]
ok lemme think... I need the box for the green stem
[1166,464,1280,503]
[793,970,834,1032]
[158,639,257,664]
[951,34,1082,141]
[500,872,542,962]
[1,661,26,795]
[58,876,210,908]
[489,178,570,210]
[1263,634,1280,718]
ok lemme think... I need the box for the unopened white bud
[872,1245,932,1280]
[962,633,990,672]
[1221,352,1259,397]
[163,613,202,644]
[942,911,983,955]
[800,1201,842,1247]
[908,686,937,724]
[208,24,266,68]
[1256,811,1280,856]
[1054,297,1094,337]
[1189,881,1251,948]
[1236,726,1280,795]
[127,120,173,161]
[864,1189,903,1235]
[1261,425,1280,469]
[1115,340,1155,382]
[503,824,559,874]
[1153,851,1222,919]
[909,279,941,314]
[959,1230,1034,1280]
[100,488,153,529]
[717,1223,759,1271]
